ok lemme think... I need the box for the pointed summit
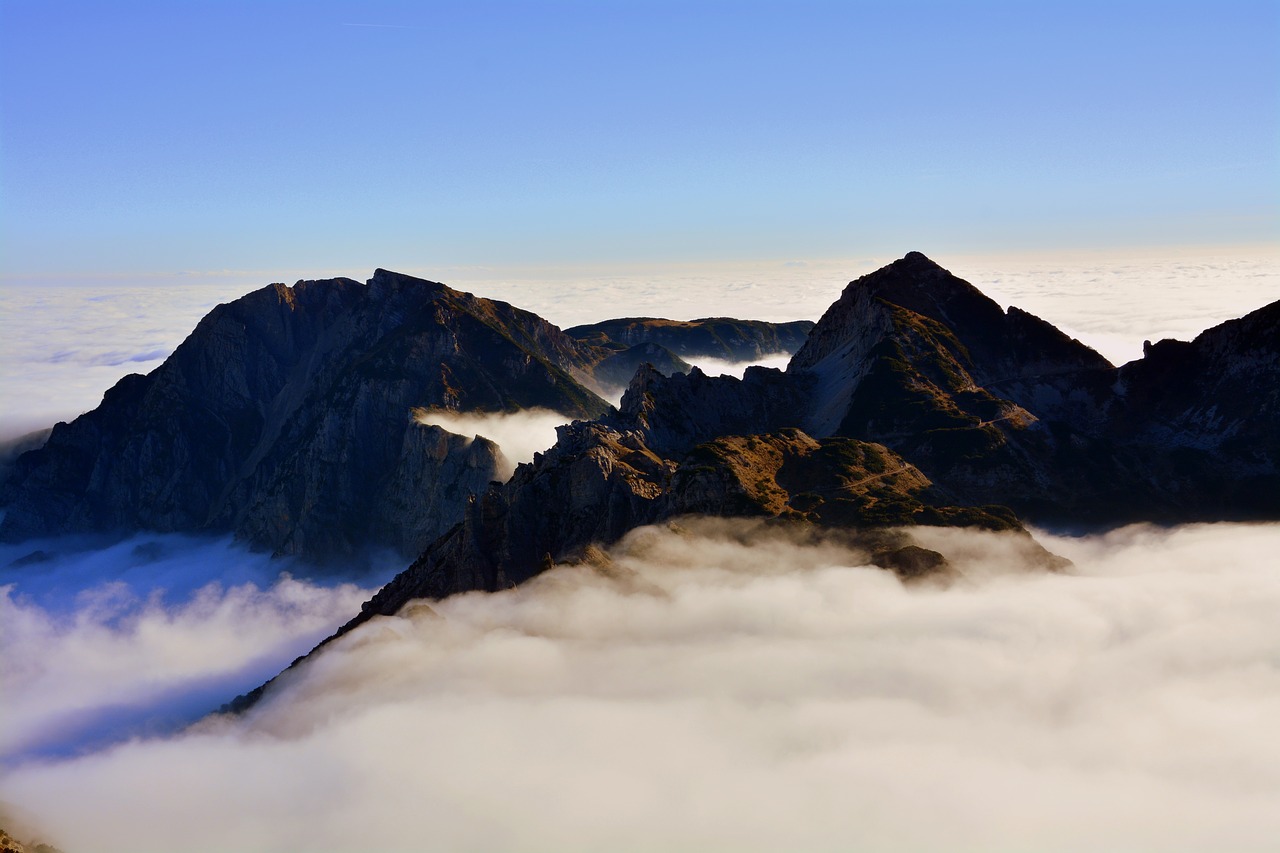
[852,252,1007,342]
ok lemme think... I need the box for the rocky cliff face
[0,270,612,558]
[788,251,1112,437]
[590,341,693,389]
[1,271,824,560]
[613,363,811,455]
[1100,300,1280,516]
[785,252,1280,522]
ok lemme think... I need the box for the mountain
[227,408,1045,712]
[566,316,814,361]
[227,251,1280,711]
[5,252,1275,713]
[784,251,1280,522]
[589,341,693,389]
[0,270,614,558]
[0,271,819,560]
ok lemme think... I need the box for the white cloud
[0,534,382,764]
[683,352,793,379]
[0,280,251,440]
[4,521,1279,852]
[4,251,1280,850]
[413,408,570,478]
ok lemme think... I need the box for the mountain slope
[785,252,1280,522]
[567,317,814,360]
[0,270,612,558]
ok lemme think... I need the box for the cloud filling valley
[3,521,1280,852]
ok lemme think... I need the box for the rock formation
[566,316,814,361]
[0,270,614,558]
[0,271,819,560]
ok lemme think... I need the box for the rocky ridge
[0,827,62,853]
[229,251,1280,711]
[4,252,1276,715]
[566,316,813,361]
[0,271,611,558]
[0,271,815,560]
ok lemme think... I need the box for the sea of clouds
[2,250,1279,850]
[3,520,1280,852]
[0,535,388,766]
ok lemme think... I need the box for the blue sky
[1,0,1276,277]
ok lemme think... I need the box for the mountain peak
[368,267,456,297]
[899,250,941,265]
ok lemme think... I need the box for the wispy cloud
[413,408,570,478]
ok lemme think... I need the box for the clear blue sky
[1,0,1276,277]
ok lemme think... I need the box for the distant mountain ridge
[566,316,814,361]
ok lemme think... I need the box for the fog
[0,279,252,441]
[414,407,570,478]
[0,534,384,764]
[3,520,1279,852]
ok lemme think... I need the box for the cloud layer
[5,521,1279,852]
[0,534,384,764]
[5,248,1276,436]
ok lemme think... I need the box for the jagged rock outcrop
[1100,300,1280,516]
[613,363,811,455]
[591,341,693,389]
[0,270,611,558]
[566,316,814,360]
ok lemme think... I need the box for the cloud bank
[0,535,382,764]
[4,520,1279,852]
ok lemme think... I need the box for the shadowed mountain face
[318,252,1277,606]
[786,252,1279,521]
[566,316,814,361]
[589,341,693,390]
[7,250,1279,675]
[0,270,614,558]
[0,273,819,560]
